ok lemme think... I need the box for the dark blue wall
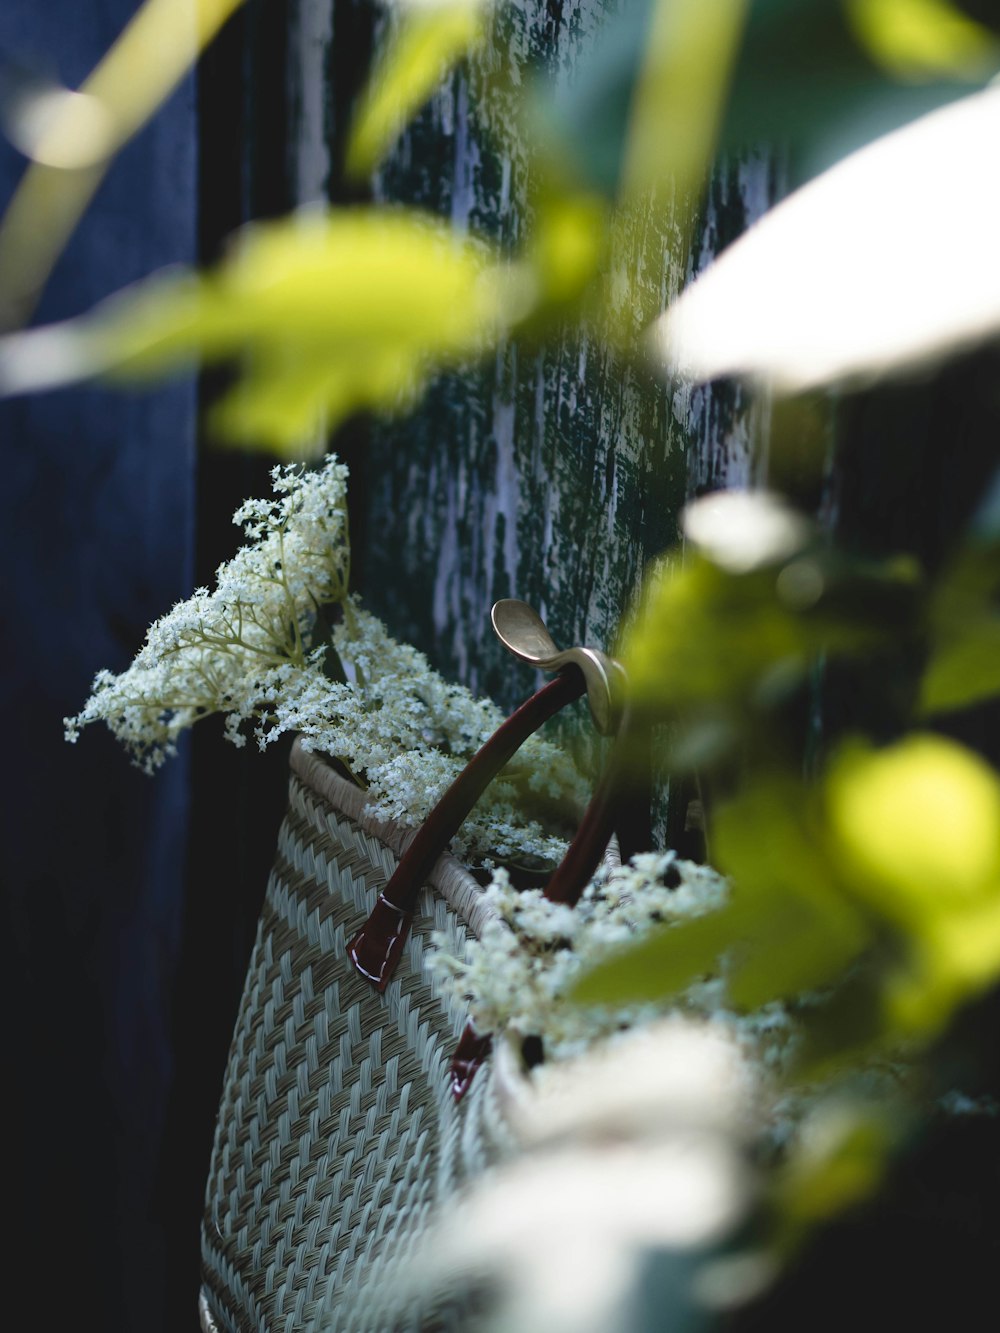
[0,6,197,1329]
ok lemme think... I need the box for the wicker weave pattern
[200,747,515,1333]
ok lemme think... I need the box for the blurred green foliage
[85,209,509,453]
[6,0,1000,442]
[575,489,1000,1065]
[3,0,1000,1299]
[345,0,490,180]
[921,538,1000,715]
[573,478,1000,1280]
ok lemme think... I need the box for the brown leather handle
[447,704,641,1098]
[344,648,640,1109]
[542,699,643,905]
[348,668,587,990]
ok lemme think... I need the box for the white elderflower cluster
[269,604,589,861]
[430,852,800,1075]
[434,854,719,1054]
[65,453,352,772]
[431,856,931,1153]
[65,454,588,865]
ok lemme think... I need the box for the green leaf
[826,733,1000,926]
[920,619,1000,715]
[776,1100,895,1226]
[623,533,909,722]
[921,535,1000,714]
[522,0,654,200]
[723,0,998,182]
[791,960,889,1078]
[569,906,738,1007]
[525,0,999,208]
[845,0,1000,83]
[572,780,874,1012]
[712,784,873,1006]
[725,895,866,1010]
[625,557,810,711]
[345,1,488,179]
[0,209,511,451]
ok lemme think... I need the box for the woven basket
[199,738,524,1333]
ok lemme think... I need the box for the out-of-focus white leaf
[400,1022,756,1333]
[681,489,813,573]
[653,83,1000,394]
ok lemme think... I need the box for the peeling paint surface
[290,0,334,204]
[330,2,774,731]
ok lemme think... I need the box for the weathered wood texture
[286,0,773,795]
[280,1,769,733]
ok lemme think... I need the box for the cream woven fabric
[200,740,520,1333]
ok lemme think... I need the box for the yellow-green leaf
[569,906,738,1008]
[845,0,1000,83]
[712,784,873,1006]
[206,344,423,455]
[624,558,807,710]
[887,892,1000,1034]
[776,1101,894,1226]
[920,619,1000,715]
[346,0,488,179]
[522,193,610,313]
[826,733,1000,927]
[620,0,748,207]
[0,208,511,450]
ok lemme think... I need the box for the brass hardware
[490,599,625,735]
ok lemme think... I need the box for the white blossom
[431,854,930,1152]
[430,854,758,1065]
[64,453,587,863]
